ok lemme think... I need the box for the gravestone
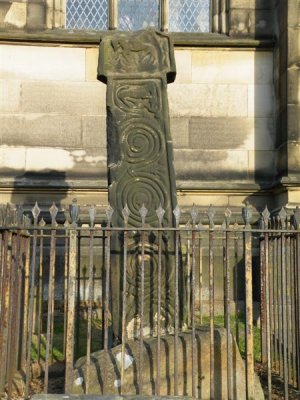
[97,29,183,341]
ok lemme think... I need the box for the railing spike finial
[242,201,252,228]
[89,205,96,228]
[294,206,300,230]
[173,204,181,227]
[106,204,114,226]
[279,206,287,229]
[207,204,215,228]
[39,217,46,227]
[224,207,232,227]
[233,219,239,230]
[190,204,198,226]
[69,198,80,227]
[49,202,58,228]
[186,219,192,230]
[139,203,148,225]
[156,203,165,226]
[32,201,41,226]
[262,205,270,229]
[122,203,130,225]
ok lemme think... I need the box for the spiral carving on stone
[120,119,163,165]
[116,172,168,226]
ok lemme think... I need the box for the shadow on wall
[10,170,69,215]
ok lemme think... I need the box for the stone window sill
[0,29,275,48]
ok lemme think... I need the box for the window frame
[63,0,228,34]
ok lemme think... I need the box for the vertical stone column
[274,0,300,205]
[98,30,180,341]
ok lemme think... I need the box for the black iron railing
[0,201,299,399]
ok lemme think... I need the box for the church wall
[0,43,274,210]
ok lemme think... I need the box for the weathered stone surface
[0,146,26,172]
[249,10,274,38]
[71,329,264,400]
[3,1,26,28]
[173,149,249,181]
[229,9,249,36]
[174,50,192,83]
[170,117,189,148]
[0,45,86,81]
[98,30,180,341]
[287,68,300,105]
[247,84,274,117]
[191,51,273,84]
[248,150,276,180]
[82,116,107,148]
[168,84,248,117]
[21,82,106,115]
[86,48,99,81]
[0,114,82,147]
[0,80,21,112]
[25,147,107,176]
[189,117,274,151]
[27,1,46,30]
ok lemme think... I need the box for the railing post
[65,227,77,393]
[0,231,12,396]
[108,0,118,30]
[243,203,254,400]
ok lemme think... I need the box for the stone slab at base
[71,328,264,400]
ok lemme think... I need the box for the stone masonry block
[191,50,273,85]
[173,149,249,181]
[3,1,27,28]
[288,1,300,28]
[21,82,106,115]
[249,10,274,38]
[26,2,46,30]
[288,68,300,105]
[82,116,107,148]
[287,141,300,175]
[0,114,82,147]
[189,117,274,151]
[229,9,250,36]
[248,150,276,181]
[288,28,300,67]
[0,2,11,29]
[174,50,192,83]
[25,147,107,177]
[0,80,21,112]
[86,48,99,81]
[0,146,26,172]
[287,105,300,141]
[247,84,274,117]
[170,117,189,148]
[168,84,248,117]
[0,45,86,81]
[230,1,271,9]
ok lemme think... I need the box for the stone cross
[98,29,182,342]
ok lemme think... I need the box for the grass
[30,312,261,364]
[31,317,103,362]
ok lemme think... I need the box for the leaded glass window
[119,0,159,30]
[66,0,108,30]
[169,0,210,33]
[66,0,210,32]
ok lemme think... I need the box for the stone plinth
[70,328,264,400]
